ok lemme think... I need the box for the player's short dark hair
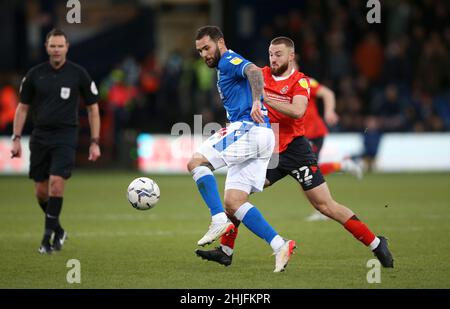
[195,26,224,42]
[46,28,69,43]
[270,36,295,50]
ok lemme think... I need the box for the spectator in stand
[354,32,384,83]
[0,82,18,134]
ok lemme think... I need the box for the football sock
[220,227,239,256]
[344,215,379,249]
[269,235,285,252]
[234,202,280,250]
[319,162,341,175]
[192,166,225,218]
[39,199,64,234]
[42,197,63,244]
[38,200,47,213]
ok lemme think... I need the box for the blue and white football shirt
[216,50,269,124]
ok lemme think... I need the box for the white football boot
[305,210,330,222]
[341,158,363,180]
[197,220,235,247]
[273,239,297,272]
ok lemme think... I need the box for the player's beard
[270,62,289,76]
[205,47,221,68]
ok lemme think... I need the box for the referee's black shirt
[19,60,99,144]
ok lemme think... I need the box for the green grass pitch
[1,171,449,288]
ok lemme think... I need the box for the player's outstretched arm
[264,94,308,119]
[245,64,265,123]
[86,103,101,162]
[10,103,29,158]
[317,85,339,126]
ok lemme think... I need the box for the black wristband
[90,137,100,145]
[11,134,21,141]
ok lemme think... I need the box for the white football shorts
[197,121,275,193]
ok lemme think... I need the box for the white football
[127,177,160,210]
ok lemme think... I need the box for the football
[127,177,160,210]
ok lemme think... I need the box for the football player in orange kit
[196,37,393,269]
[302,76,363,221]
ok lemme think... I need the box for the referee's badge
[91,81,99,95]
[60,87,71,99]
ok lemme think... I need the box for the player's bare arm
[264,94,308,119]
[86,103,101,162]
[10,103,29,158]
[245,64,265,123]
[316,85,339,126]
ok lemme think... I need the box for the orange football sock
[220,227,239,249]
[344,215,376,246]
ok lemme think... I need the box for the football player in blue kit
[187,26,296,272]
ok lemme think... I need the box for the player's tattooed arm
[244,64,264,102]
[245,64,265,123]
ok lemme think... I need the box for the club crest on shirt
[60,87,71,99]
[281,86,289,94]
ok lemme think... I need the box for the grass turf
[0,171,449,288]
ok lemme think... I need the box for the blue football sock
[192,166,224,216]
[236,203,277,244]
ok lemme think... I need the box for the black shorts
[308,137,324,158]
[266,136,325,191]
[29,129,77,182]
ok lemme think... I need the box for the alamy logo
[366,0,381,24]
[66,0,81,24]
[366,259,381,283]
[66,259,81,284]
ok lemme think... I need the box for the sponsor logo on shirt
[230,57,243,65]
[299,78,309,89]
[266,92,290,104]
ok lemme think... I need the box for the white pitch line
[0,230,207,238]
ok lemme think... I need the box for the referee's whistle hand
[88,144,101,162]
[10,143,22,159]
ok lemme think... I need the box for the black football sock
[38,200,48,213]
[39,199,64,234]
[43,197,63,243]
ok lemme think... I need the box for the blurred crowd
[94,0,450,143]
[249,0,450,134]
[1,0,449,160]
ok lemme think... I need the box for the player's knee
[224,196,245,214]
[264,179,271,188]
[187,154,205,173]
[49,177,65,197]
[223,199,238,215]
[187,158,198,172]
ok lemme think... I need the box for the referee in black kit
[10,28,101,254]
